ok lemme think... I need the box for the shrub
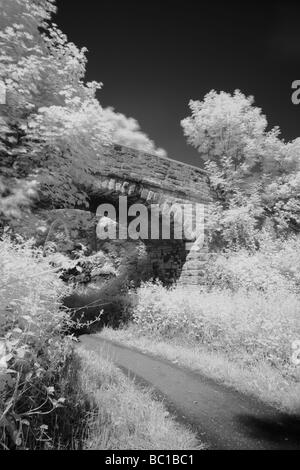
[132,282,300,379]
[204,234,300,293]
[0,237,89,450]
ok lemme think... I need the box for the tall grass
[132,283,300,378]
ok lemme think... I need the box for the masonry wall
[93,144,212,204]
[143,240,187,285]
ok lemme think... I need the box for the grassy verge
[98,326,300,414]
[76,345,202,450]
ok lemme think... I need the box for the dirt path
[79,334,300,450]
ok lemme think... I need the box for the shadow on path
[236,414,300,448]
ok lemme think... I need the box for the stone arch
[88,176,197,285]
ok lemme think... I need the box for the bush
[0,237,89,450]
[132,282,300,379]
[204,234,300,293]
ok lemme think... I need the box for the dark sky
[55,0,300,167]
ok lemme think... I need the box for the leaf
[16,347,27,359]
[40,424,48,430]
[0,354,13,370]
[22,315,34,323]
[25,372,33,381]
[12,328,22,334]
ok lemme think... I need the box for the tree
[181,90,285,175]
[0,0,111,210]
[102,107,167,157]
[182,90,300,244]
[0,0,166,215]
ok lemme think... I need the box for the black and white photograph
[0,0,300,454]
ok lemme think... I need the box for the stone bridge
[45,144,212,286]
[86,144,212,285]
[90,144,211,206]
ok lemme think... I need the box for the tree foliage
[182,90,300,244]
[102,107,167,158]
[0,0,165,215]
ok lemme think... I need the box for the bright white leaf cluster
[0,0,166,213]
[102,107,167,157]
[182,89,300,239]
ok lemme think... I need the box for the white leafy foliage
[0,236,73,448]
[102,107,167,157]
[0,0,110,209]
[284,138,300,173]
[0,0,165,212]
[182,89,300,236]
[27,100,112,168]
[181,89,283,173]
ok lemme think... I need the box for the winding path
[80,334,300,450]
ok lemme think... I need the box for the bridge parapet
[96,144,212,204]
